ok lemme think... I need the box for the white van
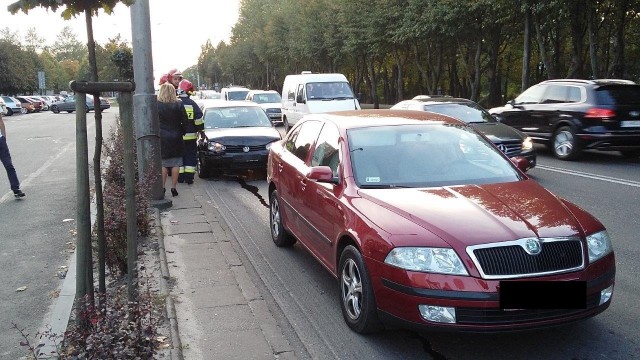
[281,72,360,131]
[220,86,250,101]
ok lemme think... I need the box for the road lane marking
[536,165,640,188]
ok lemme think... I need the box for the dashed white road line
[536,165,640,188]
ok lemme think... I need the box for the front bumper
[201,150,269,172]
[369,254,615,332]
[267,113,282,123]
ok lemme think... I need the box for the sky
[0,0,240,86]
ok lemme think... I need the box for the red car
[266,110,615,333]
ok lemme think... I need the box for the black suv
[489,79,640,160]
[392,96,536,171]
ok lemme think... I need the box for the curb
[153,207,184,360]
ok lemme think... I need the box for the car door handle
[278,163,283,172]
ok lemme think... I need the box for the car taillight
[584,108,616,119]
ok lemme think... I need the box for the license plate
[499,281,586,309]
[620,120,640,127]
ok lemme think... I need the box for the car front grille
[468,238,583,279]
[224,145,265,153]
[495,141,522,156]
[456,292,600,325]
[265,108,281,114]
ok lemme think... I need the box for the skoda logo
[243,146,250,153]
[497,144,508,153]
[524,239,542,255]
[630,111,640,117]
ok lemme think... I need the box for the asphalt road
[199,132,640,360]
[0,110,118,357]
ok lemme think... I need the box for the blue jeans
[0,136,20,191]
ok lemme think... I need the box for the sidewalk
[158,180,297,359]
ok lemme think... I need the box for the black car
[392,97,536,171]
[197,101,282,177]
[489,79,640,160]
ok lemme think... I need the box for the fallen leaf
[62,218,74,222]
[16,286,27,292]
[156,336,167,342]
[59,265,68,270]
[170,220,179,224]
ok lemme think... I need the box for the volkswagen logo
[630,111,640,117]
[243,146,250,153]
[523,238,542,255]
[497,144,508,153]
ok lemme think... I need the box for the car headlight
[208,142,226,153]
[587,230,613,263]
[384,247,468,275]
[522,136,533,151]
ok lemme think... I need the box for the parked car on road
[50,95,111,113]
[0,98,6,115]
[489,79,640,160]
[16,97,36,113]
[246,90,283,124]
[392,97,536,171]
[196,101,281,178]
[1,96,23,116]
[267,109,615,333]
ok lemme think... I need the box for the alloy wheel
[270,197,281,238]
[554,129,574,157]
[341,258,363,320]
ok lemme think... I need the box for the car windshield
[227,90,250,101]
[348,124,521,188]
[201,91,221,99]
[306,82,354,100]
[252,93,282,103]
[596,85,640,105]
[423,103,496,124]
[204,106,272,129]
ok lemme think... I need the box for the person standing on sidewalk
[157,83,188,197]
[0,113,25,198]
[176,79,204,184]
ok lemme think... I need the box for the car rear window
[596,85,640,105]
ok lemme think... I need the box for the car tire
[51,105,60,114]
[196,155,210,178]
[339,245,382,334]
[6,108,13,116]
[283,116,290,133]
[269,189,296,247]
[620,150,640,159]
[552,126,581,160]
[66,110,73,113]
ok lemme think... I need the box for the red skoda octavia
[266,110,615,333]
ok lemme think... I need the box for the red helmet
[178,79,195,95]
[158,73,169,85]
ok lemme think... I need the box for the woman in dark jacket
[157,83,187,196]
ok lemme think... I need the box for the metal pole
[131,0,170,208]
[119,92,138,301]
[75,92,90,321]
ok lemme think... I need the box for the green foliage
[8,0,136,18]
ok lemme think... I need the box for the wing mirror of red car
[510,156,530,172]
[307,166,336,183]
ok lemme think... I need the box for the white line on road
[536,165,640,188]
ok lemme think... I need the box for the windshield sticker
[365,177,381,183]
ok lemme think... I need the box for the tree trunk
[522,8,531,92]
[367,55,379,108]
[487,25,502,107]
[534,16,556,79]
[566,0,586,78]
[393,46,403,101]
[587,0,599,78]
[471,38,482,102]
[609,0,628,77]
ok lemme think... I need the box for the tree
[50,26,86,62]
[24,26,45,53]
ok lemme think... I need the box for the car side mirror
[296,94,306,104]
[507,99,515,106]
[307,166,336,183]
[510,156,530,172]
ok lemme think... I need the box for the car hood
[470,122,524,142]
[204,127,281,145]
[357,180,587,248]
[256,103,281,109]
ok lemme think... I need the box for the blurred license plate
[500,281,586,309]
[620,120,640,127]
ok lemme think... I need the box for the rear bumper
[578,132,640,151]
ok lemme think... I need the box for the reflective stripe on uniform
[184,104,195,120]
[183,132,197,140]
[183,166,196,174]
[194,119,204,126]
[179,166,186,174]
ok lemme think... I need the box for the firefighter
[176,79,204,184]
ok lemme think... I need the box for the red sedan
[266,110,615,333]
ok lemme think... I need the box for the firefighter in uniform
[176,79,204,184]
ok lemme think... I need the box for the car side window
[296,84,305,103]
[291,120,323,162]
[542,85,568,103]
[287,87,295,101]
[515,85,547,104]
[311,123,341,177]
[284,126,301,153]
[567,86,582,102]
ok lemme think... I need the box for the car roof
[201,100,261,110]
[395,97,478,106]
[312,109,465,130]
[539,78,636,86]
[248,90,279,94]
